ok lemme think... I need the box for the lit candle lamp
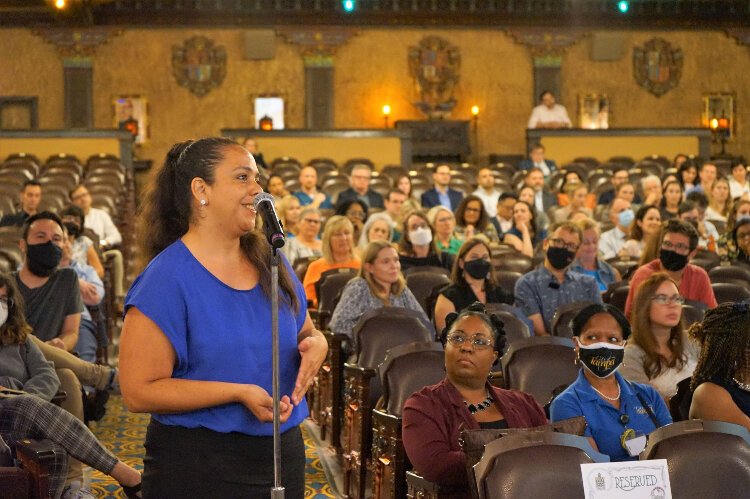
[382,104,391,128]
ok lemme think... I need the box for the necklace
[465,392,494,414]
[591,383,621,401]
[733,377,750,392]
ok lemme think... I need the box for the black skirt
[142,418,305,499]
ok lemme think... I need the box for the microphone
[253,192,285,249]
[549,281,560,290]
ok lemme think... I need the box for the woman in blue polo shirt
[550,303,672,461]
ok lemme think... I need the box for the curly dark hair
[0,272,33,346]
[440,302,507,360]
[690,302,750,390]
[454,194,490,232]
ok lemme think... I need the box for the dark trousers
[143,419,305,499]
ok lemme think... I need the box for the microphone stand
[270,246,284,499]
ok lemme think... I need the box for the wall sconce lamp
[382,104,391,128]
[471,105,480,164]
[709,115,730,156]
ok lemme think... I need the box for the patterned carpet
[88,395,336,498]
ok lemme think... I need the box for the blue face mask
[618,209,635,228]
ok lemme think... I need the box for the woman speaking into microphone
[119,137,327,498]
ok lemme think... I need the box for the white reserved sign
[581,460,672,499]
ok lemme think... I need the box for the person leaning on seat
[118,137,327,498]
[402,303,547,499]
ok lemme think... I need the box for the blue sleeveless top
[125,240,308,436]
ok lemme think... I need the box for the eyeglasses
[549,238,580,252]
[303,218,321,224]
[436,217,453,224]
[651,294,685,306]
[464,207,482,213]
[446,333,494,349]
[0,297,13,308]
[661,240,691,253]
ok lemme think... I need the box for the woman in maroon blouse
[402,303,547,498]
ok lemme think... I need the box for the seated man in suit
[518,143,558,177]
[514,221,602,336]
[523,167,557,215]
[0,180,42,228]
[598,167,634,205]
[336,164,384,210]
[420,163,464,211]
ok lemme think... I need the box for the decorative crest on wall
[408,36,461,119]
[33,27,121,57]
[633,38,683,97]
[171,36,227,97]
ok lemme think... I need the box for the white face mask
[0,302,8,329]
[409,227,433,246]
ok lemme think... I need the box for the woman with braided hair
[402,302,547,498]
[689,302,750,430]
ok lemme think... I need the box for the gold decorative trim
[278,28,357,63]
[507,28,587,57]
[32,27,121,57]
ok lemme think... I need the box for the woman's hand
[292,330,328,405]
[237,384,292,423]
[518,221,529,234]
[464,224,475,239]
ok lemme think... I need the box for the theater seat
[0,438,67,499]
[474,432,609,499]
[370,342,445,499]
[316,267,358,330]
[342,308,434,499]
[405,270,451,315]
[603,281,629,314]
[551,301,596,338]
[711,282,750,304]
[640,420,750,497]
[708,264,750,288]
[501,336,577,407]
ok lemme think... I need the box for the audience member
[526,90,571,130]
[519,143,558,177]
[337,164,384,209]
[395,174,422,213]
[556,172,592,208]
[335,199,368,243]
[598,168,632,206]
[622,273,698,400]
[277,194,302,237]
[672,153,689,170]
[523,167,557,214]
[687,161,717,195]
[624,219,717,318]
[281,207,322,266]
[552,182,593,223]
[502,200,543,258]
[69,184,125,308]
[725,218,750,265]
[403,303,546,498]
[728,157,750,200]
[518,185,550,231]
[689,302,750,430]
[514,222,602,335]
[453,194,500,243]
[434,238,513,332]
[302,215,360,308]
[398,211,453,272]
[293,166,333,210]
[615,182,636,204]
[640,175,663,207]
[677,159,699,192]
[0,180,42,228]
[60,205,105,279]
[705,177,731,223]
[383,188,407,241]
[717,198,750,261]
[622,204,661,260]
[472,167,501,217]
[420,164,463,210]
[570,218,621,293]
[242,136,268,169]
[550,303,671,462]
[659,180,683,220]
[329,240,426,348]
[598,198,633,260]
[683,192,720,251]
[491,192,516,236]
[426,206,462,255]
[356,212,393,252]
[266,173,289,199]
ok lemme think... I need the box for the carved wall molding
[32,27,121,57]
[278,27,357,66]
[506,28,588,57]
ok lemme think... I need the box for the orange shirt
[302,258,360,307]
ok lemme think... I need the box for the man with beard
[624,219,717,318]
[514,221,602,336]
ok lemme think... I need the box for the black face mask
[63,222,81,239]
[26,241,62,277]
[578,342,625,379]
[464,258,491,280]
[547,246,575,270]
[659,248,689,272]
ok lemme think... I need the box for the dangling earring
[574,351,580,366]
